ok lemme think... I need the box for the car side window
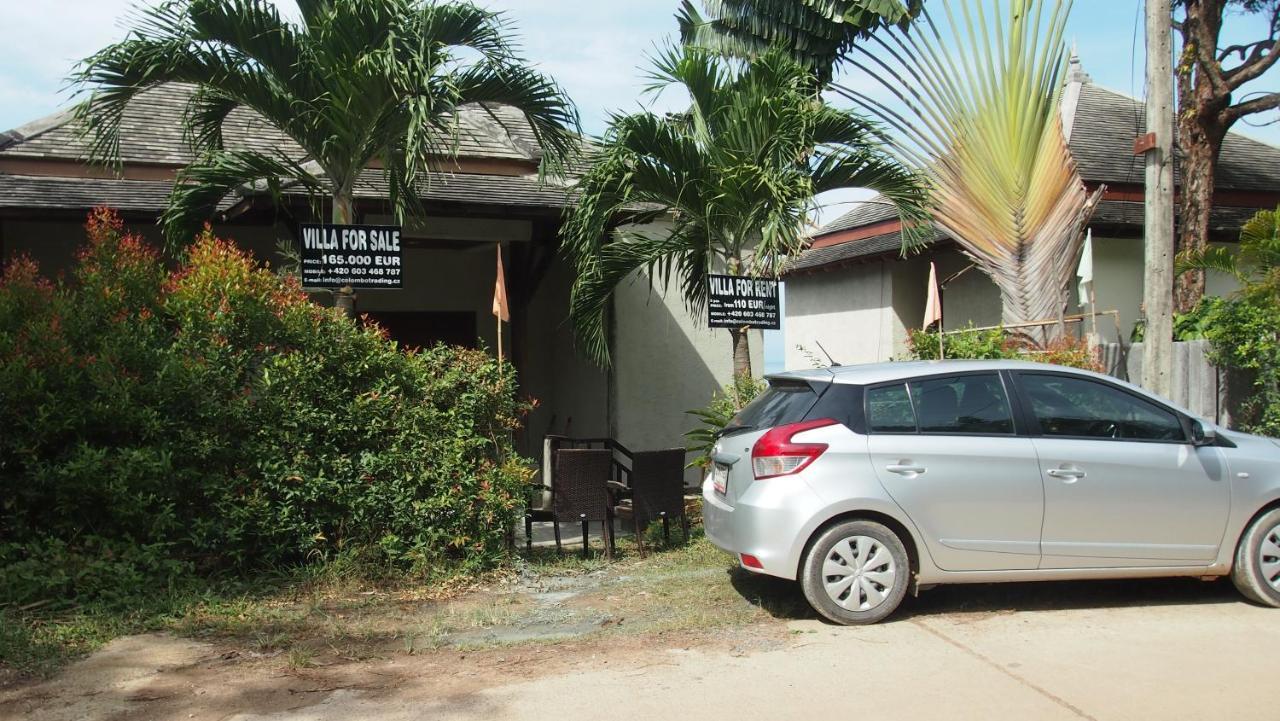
[1019,373,1185,441]
[907,373,1014,435]
[866,383,916,433]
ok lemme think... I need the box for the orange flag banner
[492,244,509,323]
[923,261,942,330]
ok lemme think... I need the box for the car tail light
[751,418,837,479]
[740,553,763,569]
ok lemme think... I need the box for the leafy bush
[684,372,765,470]
[907,325,1016,360]
[0,209,533,606]
[907,325,1102,371]
[1183,280,1280,436]
[1175,206,1280,436]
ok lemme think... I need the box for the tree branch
[1225,38,1280,90]
[1223,92,1280,124]
[1219,38,1274,63]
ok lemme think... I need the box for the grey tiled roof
[785,226,946,274]
[1090,199,1267,234]
[0,83,546,165]
[0,174,176,212]
[814,198,900,236]
[341,169,577,209]
[789,200,1267,273]
[1070,83,1280,192]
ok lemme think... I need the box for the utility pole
[1141,0,1175,398]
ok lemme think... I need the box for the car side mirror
[1191,420,1217,447]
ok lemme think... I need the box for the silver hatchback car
[702,359,1280,624]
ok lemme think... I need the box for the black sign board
[707,274,780,329]
[300,223,402,289]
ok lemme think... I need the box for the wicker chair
[526,448,613,558]
[609,448,688,556]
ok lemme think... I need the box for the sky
[1,0,1276,372]
[1,0,1275,228]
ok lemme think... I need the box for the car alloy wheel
[1261,522,1280,593]
[801,519,910,625]
[822,535,897,611]
[1232,507,1280,608]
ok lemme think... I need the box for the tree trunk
[1174,109,1226,314]
[730,326,752,378]
[1172,1,1228,314]
[725,252,752,377]
[332,190,357,319]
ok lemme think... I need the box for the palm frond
[73,0,578,238]
[833,0,1098,339]
[1176,246,1243,280]
[678,0,921,79]
[562,46,925,364]
[162,149,324,247]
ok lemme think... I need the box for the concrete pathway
[281,596,1277,721]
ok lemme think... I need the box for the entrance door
[865,372,1043,571]
[1014,372,1231,568]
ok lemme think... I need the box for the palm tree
[561,45,928,375]
[688,0,1103,344]
[677,0,922,81]
[1177,205,1280,285]
[72,0,578,246]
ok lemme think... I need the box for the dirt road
[4,575,1276,721]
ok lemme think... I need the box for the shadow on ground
[729,568,1244,623]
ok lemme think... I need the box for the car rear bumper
[701,475,821,581]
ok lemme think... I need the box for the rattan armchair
[609,448,688,556]
[525,448,614,558]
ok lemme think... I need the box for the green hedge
[0,209,533,605]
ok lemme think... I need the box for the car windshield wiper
[717,423,755,438]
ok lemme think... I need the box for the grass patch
[0,528,790,683]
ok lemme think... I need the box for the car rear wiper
[717,423,755,438]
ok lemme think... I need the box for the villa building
[0,84,756,472]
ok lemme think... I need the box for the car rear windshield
[723,379,819,436]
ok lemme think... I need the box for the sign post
[706,274,780,330]
[299,223,403,290]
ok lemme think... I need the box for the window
[866,384,916,433]
[725,380,818,436]
[1019,374,1185,441]
[908,374,1014,434]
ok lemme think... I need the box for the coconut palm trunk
[332,188,358,317]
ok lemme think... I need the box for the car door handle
[886,464,926,475]
[1047,467,1086,481]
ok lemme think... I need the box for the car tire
[1232,507,1280,608]
[800,519,910,625]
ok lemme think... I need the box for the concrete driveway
[6,577,1276,721]
[416,580,1278,721]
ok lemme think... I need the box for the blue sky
[1,1,1275,373]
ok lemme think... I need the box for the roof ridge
[0,105,78,150]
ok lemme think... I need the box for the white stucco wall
[784,260,898,368]
[782,236,1246,361]
[612,268,762,444]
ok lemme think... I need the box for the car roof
[770,359,1125,387]
[767,359,1206,423]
